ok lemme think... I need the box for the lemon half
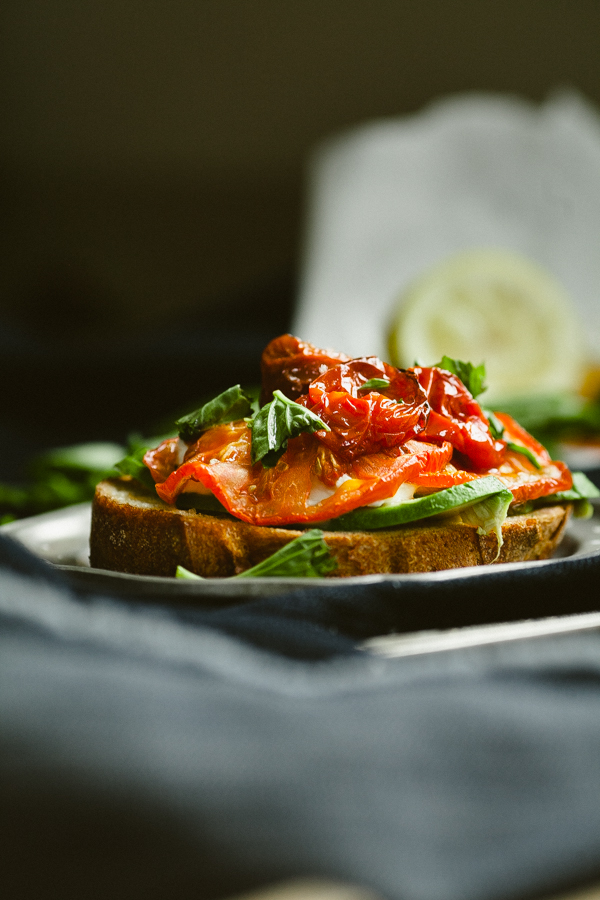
[388,249,586,401]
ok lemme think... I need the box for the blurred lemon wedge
[388,249,586,402]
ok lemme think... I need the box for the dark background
[2,0,600,460]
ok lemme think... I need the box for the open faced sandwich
[90,335,597,579]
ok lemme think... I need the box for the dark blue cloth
[2,532,600,900]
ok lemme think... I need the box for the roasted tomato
[306,357,430,460]
[260,333,350,405]
[409,411,572,501]
[412,366,506,469]
[144,437,184,483]
[154,423,454,525]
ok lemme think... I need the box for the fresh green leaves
[175,529,337,579]
[176,385,254,442]
[564,470,600,499]
[114,441,157,490]
[436,360,542,467]
[435,356,487,398]
[492,392,600,454]
[505,441,542,470]
[249,390,329,467]
[484,410,505,440]
[532,470,600,518]
[359,377,390,392]
[0,441,127,521]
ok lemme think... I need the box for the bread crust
[90,478,572,578]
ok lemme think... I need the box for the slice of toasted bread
[90,478,572,578]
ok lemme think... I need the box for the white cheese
[367,482,416,507]
[181,480,212,495]
[174,437,188,467]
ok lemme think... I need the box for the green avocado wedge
[320,476,514,539]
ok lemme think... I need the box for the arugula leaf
[176,529,337,579]
[359,378,391,392]
[249,390,329,467]
[435,356,487,398]
[176,385,254,442]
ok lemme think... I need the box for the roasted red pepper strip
[306,358,429,460]
[412,366,506,469]
[153,422,453,525]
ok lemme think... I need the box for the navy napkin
[2,532,600,900]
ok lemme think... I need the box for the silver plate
[1,500,599,598]
[3,502,600,658]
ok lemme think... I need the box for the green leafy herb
[176,385,254,442]
[435,356,487,398]
[176,529,337,579]
[30,442,126,476]
[505,441,542,469]
[496,392,600,435]
[114,444,156,490]
[531,470,600,518]
[484,410,505,440]
[176,566,204,580]
[249,390,329,467]
[359,378,390,392]
[0,441,127,521]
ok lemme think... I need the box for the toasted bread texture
[90,478,572,578]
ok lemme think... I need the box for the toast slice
[90,478,572,578]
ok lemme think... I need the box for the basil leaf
[359,378,390,392]
[176,529,337,579]
[435,356,487,398]
[505,441,542,470]
[250,390,329,467]
[484,410,505,440]
[114,445,156,490]
[176,385,254,442]
[235,529,337,578]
